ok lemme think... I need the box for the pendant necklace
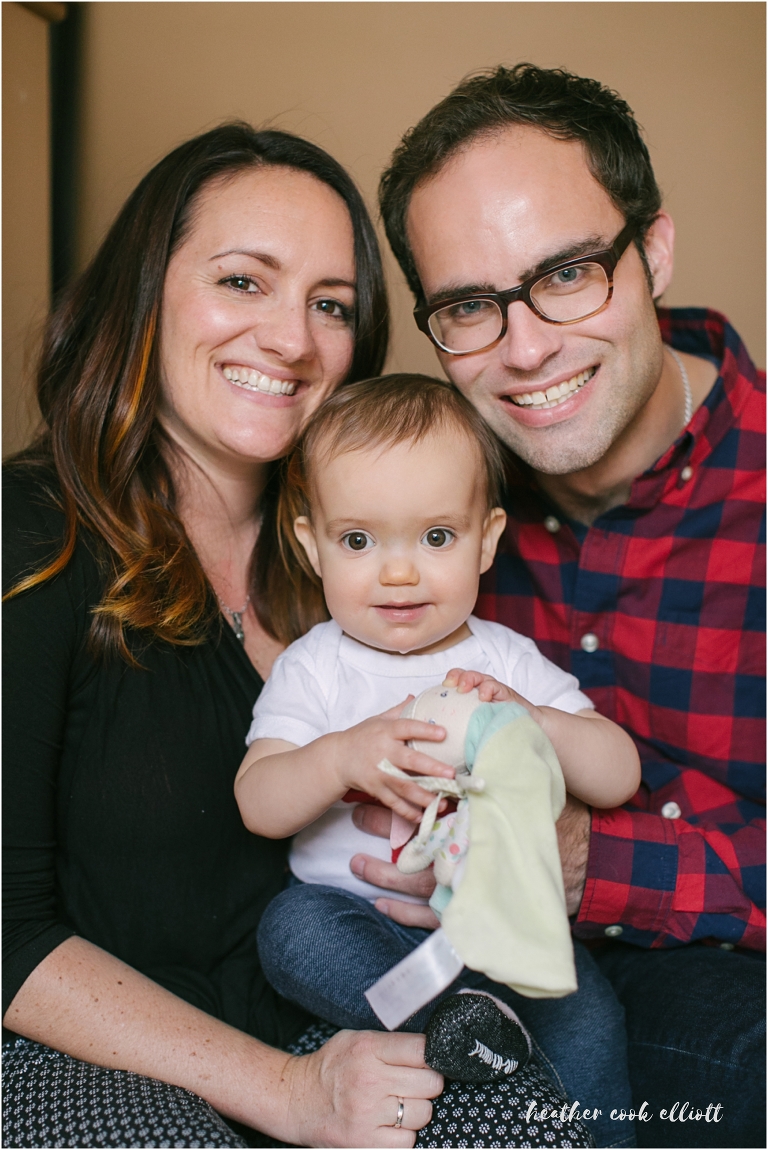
[668,346,693,427]
[218,594,250,645]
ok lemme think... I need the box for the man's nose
[252,299,315,364]
[497,300,565,373]
[379,553,420,585]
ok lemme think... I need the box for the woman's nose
[498,301,565,373]
[253,299,315,364]
[379,554,419,586]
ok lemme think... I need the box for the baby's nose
[380,555,420,584]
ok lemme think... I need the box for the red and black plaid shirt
[477,308,765,951]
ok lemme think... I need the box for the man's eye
[221,275,259,293]
[422,528,455,549]
[342,531,374,552]
[547,266,585,288]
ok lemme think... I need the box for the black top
[3,463,309,1048]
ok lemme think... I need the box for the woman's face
[158,165,357,469]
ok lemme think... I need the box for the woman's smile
[221,363,299,396]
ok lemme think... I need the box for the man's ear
[293,516,322,578]
[642,211,675,299]
[480,507,507,574]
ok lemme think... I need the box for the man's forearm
[555,795,591,916]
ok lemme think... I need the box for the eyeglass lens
[428,262,611,352]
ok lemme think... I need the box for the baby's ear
[293,516,322,578]
[479,507,507,574]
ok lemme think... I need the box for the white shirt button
[661,801,682,820]
[605,924,623,938]
[680,465,693,482]
[720,942,735,951]
[544,515,561,533]
[580,632,599,653]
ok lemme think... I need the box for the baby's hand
[442,668,543,722]
[333,697,454,823]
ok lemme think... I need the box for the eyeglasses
[414,221,638,356]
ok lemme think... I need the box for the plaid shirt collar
[504,306,761,516]
[629,307,761,509]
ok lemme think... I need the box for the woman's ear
[480,507,507,574]
[293,516,322,578]
[643,211,675,300]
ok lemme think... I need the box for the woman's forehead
[179,165,355,265]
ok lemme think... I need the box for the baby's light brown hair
[255,374,507,645]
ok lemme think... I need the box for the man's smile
[506,366,597,409]
[494,365,600,428]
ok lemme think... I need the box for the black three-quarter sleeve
[2,468,84,1014]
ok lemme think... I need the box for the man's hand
[351,805,440,929]
[556,794,591,916]
[353,787,591,923]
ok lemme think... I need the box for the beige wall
[3,2,51,456]
[75,1,765,381]
[5,2,765,457]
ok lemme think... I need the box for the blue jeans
[258,882,634,1148]
[594,942,765,1148]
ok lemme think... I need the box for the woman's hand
[351,804,440,929]
[284,1029,443,1148]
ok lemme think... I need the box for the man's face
[406,127,673,475]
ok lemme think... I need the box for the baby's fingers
[381,774,442,816]
[393,719,447,747]
[376,784,430,824]
[442,667,486,693]
[398,746,455,779]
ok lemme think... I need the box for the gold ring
[395,1097,405,1128]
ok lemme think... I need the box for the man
[356,64,764,1147]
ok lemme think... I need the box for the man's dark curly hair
[379,63,662,303]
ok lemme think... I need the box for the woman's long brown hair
[5,123,389,662]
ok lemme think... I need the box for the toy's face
[293,426,506,654]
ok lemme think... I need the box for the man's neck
[535,347,718,525]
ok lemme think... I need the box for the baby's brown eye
[423,528,454,548]
[342,532,373,552]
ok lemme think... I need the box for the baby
[236,375,640,1141]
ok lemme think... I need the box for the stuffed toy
[374,684,577,1000]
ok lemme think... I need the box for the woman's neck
[162,432,286,680]
[162,432,268,603]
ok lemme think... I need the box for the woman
[3,123,592,1148]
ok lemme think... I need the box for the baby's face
[294,427,506,655]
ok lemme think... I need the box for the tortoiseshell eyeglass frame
[414,220,640,355]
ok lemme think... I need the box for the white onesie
[246,615,592,903]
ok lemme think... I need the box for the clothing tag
[364,928,464,1030]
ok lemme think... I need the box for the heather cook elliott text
[527,1101,724,1126]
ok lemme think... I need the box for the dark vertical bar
[50,1,83,299]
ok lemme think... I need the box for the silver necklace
[668,346,693,427]
[218,594,250,644]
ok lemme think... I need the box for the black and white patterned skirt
[3,1023,593,1148]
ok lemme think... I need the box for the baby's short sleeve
[470,617,594,715]
[245,628,335,748]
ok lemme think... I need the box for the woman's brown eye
[423,528,454,548]
[223,275,258,292]
[342,532,373,551]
